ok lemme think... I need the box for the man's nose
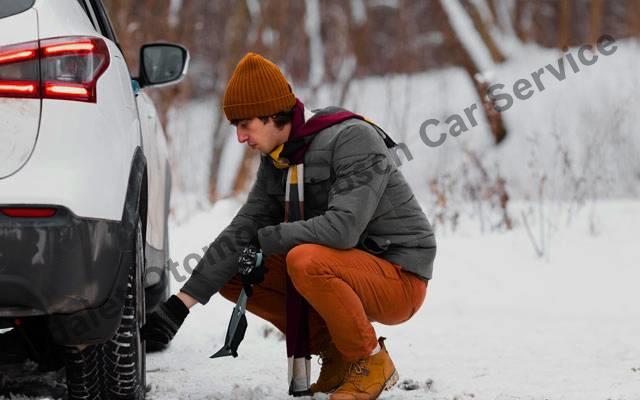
[236,130,249,143]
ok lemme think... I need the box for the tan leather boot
[329,337,399,400]
[310,342,349,394]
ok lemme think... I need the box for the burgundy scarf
[281,98,363,395]
[279,99,364,164]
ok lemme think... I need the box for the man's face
[235,117,289,154]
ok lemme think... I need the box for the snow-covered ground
[143,198,640,400]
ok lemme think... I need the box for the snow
[261,27,278,47]
[304,0,325,88]
[349,0,366,26]
[215,125,249,197]
[168,0,182,28]
[494,0,519,45]
[440,0,495,71]
[4,130,640,399]
[368,0,399,9]
[138,198,640,400]
[165,99,216,200]
[245,0,260,19]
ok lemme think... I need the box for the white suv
[0,0,187,398]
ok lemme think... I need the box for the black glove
[141,295,189,345]
[238,245,267,296]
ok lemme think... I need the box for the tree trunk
[557,0,572,49]
[513,0,529,42]
[628,0,640,37]
[486,0,499,24]
[437,0,507,144]
[590,0,604,45]
[467,0,506,63]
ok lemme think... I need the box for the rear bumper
[0,205,131,344]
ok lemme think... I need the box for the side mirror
[139,43,189,88]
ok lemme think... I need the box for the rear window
[0,0,35,19]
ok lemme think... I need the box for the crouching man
[142,52,436,399]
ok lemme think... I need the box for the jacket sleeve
[181,157,282,304]
[257,124,390,255]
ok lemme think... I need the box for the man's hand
[238,245,267,296]
[141,295,190,345]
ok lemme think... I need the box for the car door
[87,0,170,287]
[136,90,170,287]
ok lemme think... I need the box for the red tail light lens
[0,208,57,218]
[0,40,39,99]
[40,37,109,102]
[0,81,38,97]
[0,36,110,103]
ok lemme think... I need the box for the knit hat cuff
[224,92,296,121]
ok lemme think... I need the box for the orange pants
[219,243,428,361]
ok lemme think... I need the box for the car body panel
[0,1,141,222]
[136,91,169,257]
[0,9,40,178]
[0,60,141,221]
[34,0,97,38]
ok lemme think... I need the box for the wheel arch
[122,146,148,237]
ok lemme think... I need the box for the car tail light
[0,207,57,218]
[0,41,39,98]
[0,36,110,103]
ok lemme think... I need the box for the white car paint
[137,91,170,251]
[0,9,39,178]
[0,0,177,283]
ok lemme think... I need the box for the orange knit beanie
[223,52,296,121]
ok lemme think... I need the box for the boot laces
[345,358,369,386]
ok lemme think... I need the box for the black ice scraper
[210,247,263,358]
[210,288,248,358]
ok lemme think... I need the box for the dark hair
[230,108,294,129]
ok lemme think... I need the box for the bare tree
[513,0,530,42]
[437,0,508,144]
[465,0,505,63]
[628,0,640,37]
[557,0,572,49]
[590,0,604,45]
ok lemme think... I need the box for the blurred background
[102,0,640,237]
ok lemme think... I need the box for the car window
[0,0,35,19]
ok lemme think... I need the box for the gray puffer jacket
[182,118,436,304]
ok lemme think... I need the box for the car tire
[103,217,146,399]
[144,212,171,353]
[63,217,146,400]
[63,344,102,399]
